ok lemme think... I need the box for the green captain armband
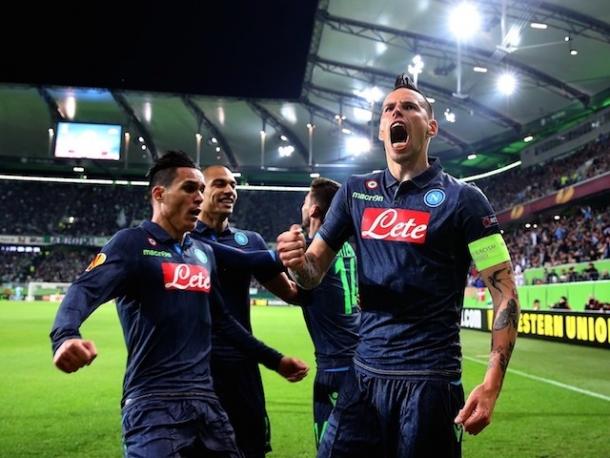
[468,233,510,271]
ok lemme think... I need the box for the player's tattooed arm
[482,261,520,384]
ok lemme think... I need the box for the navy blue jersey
[191,221,283,362]
[50,221,282,405]
[299,240,360,369]
[317,159,500,377]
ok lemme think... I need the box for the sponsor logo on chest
[361,208,430,243]
[162,262,211,292]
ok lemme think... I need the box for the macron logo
[361,208,430,243]
[162,263,211,292]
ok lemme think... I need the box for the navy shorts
[317,367,465,458]
[211,359,270,458]
[313,368,349,448]
[121,397,242,458]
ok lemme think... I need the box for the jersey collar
[383,157,443,191]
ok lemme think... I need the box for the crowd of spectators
[475,134,610,211]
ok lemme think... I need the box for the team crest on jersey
[147,237,157,246]
[85,253,107,272]
[365,180,378,190]
[234,232,249,246]
[162,263,211,292]
[424,189,446,208]
[194,248,208,264]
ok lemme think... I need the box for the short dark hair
[147,150,197,189]
[393,72,433,117]
[309,177,340,219]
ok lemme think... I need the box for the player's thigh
[398,380,464,458]
[317,369,381,458]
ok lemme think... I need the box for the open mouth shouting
[390,121,409,149]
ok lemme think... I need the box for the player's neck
[308,219,322,238]
[388,154,429,183]
[198,211,229,233]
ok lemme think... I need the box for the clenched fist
[276,224,307,270]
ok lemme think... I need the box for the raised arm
[277,225,337,290]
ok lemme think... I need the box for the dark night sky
[2,1,319,98]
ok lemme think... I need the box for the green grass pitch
[0,301,609,457]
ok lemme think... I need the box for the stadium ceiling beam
[318,11,590,105]
[246,101,309,164]
[300,97,370,139]
[311,55,522,132]
[111,91,158,160]
[459,0,610,45]
[182,97,238,170]
[304,82,471,152]
[37,87,65,123]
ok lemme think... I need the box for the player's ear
[427,119,438,138]
[310,204,322,219]
[151,185,165,202]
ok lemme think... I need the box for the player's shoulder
[346,170,385,191]
[105,226,143,247]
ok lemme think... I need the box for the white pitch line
[463,356,610,402]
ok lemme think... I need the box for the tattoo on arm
[289,253,323,289]
[487,267,506,295]
[493,299,519,330]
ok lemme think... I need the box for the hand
[277,356,309,382]
[454,383,498,435]
[276,225,307,270]
[53,338,98,373]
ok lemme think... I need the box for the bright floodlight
[346,136,371,156]
[497,73,517,96]
[449,2,481,40]
[353,106,373,122]
[278,145,294,157]
[355,86,383,104]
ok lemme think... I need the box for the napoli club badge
[234,232,249,246]
[424,189,446,208]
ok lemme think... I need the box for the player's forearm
[288,253,325,289]
[483,263,520,394]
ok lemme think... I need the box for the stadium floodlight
[281,104,297,124]
[65,96,76,120]
[570,49,578,56]
[444,109,456,123]
[355,87,383,104]
[523,135,534,142]
[216,146,221,153]
[232,172,241,178]
[554,215,560,220]
[342,128,352,135]
[353,107,373,122]
[345,136,371,155]
[426,97,435,104]
[376,42,387,55]
[278,145,294,157]
[143,102,152,123]
[280,135,288,141]
[530,22,548,30]
[473,66,488,73]
[73,166,85,173]
[211,137,218,144]
[407,55,424,86]
[449,2,481,41]
[310,172,320,178]
[497,73,517,96]
[467,153,477,160]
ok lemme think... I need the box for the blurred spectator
[475,134,610,211]
[551,296,571,310]
[532,299,541,310]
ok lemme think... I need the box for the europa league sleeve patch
[85,253,107,272]
[468,234,510,271]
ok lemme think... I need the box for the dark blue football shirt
[317,158,500,378]
[191,221,283,363]
[50,221,282,405]
[299,240,360,370]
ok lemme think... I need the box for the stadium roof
[1,0,609,185]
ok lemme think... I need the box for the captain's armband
[468,233,510,271]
